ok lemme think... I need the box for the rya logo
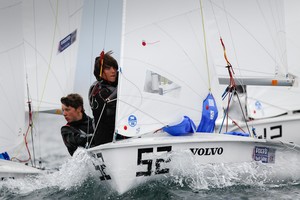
[190,147,223,156]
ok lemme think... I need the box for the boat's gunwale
[88,133,300,151]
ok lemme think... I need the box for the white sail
[0,0,26,157]
[1,0,86,177]
[23,0,84,112]
[245,0,300,119]
[204,0,299,119]
[116,0,221,137]
[74,0,123,111]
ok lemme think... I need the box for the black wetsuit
[89,79,117,146]
[61,113,94,156]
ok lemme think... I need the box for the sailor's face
[61,104,82,123]
[102,66,117,83]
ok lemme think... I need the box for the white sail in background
[285,0,300,74]
[0,0,26,157]
[74,0,123,112]
[204,0,299,119]
[116,0,221,137]
[22,0,84,112]
[245,0,300,119]
[0,0,85,165]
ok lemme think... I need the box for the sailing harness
[88,80,117,148]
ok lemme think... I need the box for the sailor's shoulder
[61,125,77,133]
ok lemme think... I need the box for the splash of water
[1,146,300,196]
[0,148,96,194]
[165,149,300,192]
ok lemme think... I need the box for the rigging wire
[86,0,98,145]
[10,74,34,165]
[32,0,59,168]
[31,0,39,168]
[26,74,35,166]
[209,0,251,136]
[11,0,39,165]
[36,0,59,112]
[86,0,111,146]
[102,0,110,49]
[256,0,287,75]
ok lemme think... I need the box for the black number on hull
[94,152,111,180]
[270,125,282,139]
[155,146,171,175]
[136,148,153,176]
[136,146,172,177]
[262,125,282,139]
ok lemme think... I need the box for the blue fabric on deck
[224,132,250,137]
[0,152,10,160]
[163,116,196,136]
[197,93,218,133]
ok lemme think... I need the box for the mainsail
[115,0,221,137]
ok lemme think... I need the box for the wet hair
[94,50,118,81]
[60,93,85,112]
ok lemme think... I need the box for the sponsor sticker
[255,101,262,110]
[58,29,77,53]
[253,146,276,163]
[128,115,137,127]
[190,147,223,156]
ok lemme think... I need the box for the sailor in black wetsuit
[60,93,94,156]
[88,50,119,146]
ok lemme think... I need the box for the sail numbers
[93,152,111,181]
[136,146,172,177]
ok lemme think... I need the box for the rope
[199,0,212,92]
[36,0,59,112]
[219,38,253,136]
[87,103,107,148]
[220,37,232,67]
[11,99,33,164]
[87,0,110,145]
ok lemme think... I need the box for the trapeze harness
[88,80,117,146]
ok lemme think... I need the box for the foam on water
[165,148,300,192]
[0,148,98,194]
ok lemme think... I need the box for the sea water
[0,113,300,200]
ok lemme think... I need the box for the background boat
[203,0,300,144]
[1,0,90,178]
[0,0,43,178]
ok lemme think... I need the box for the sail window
[143,70,180,98]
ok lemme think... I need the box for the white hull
[0,159,44,180]
[87,133,300,194]
[217,114,300,145]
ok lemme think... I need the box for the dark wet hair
[94,50,118,81]
[60,93,85,112]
